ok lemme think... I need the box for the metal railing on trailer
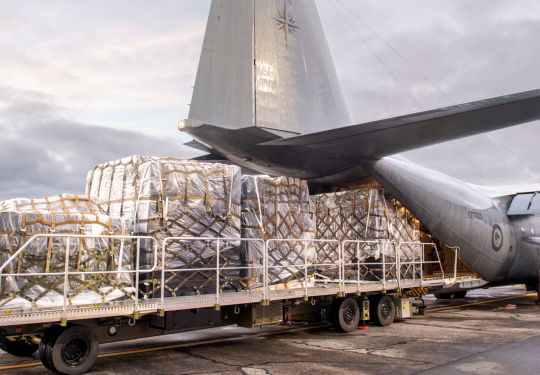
[0,234,453,327]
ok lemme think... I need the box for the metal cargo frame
[0,235,460,327]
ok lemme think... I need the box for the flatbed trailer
[1,234,462,374]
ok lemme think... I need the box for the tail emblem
[274,2,299,47]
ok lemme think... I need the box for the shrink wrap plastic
[0,194,106,215]
[0,209,133,310]
[240,176,315,288]
[86,156,241,297]
[312,189,420,281]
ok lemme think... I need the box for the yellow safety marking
[4,310,11,314]
[0,325,328,371]
[0,362,40,370]
[6,334,43,342]
[94,303,100,307]
[406,287,428,296]
[428,293,536,312]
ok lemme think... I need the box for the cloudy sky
[1,0,539,200]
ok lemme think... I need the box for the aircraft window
[532,228,535,235]
[521,227,525,233]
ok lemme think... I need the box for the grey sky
[0,0,539,200]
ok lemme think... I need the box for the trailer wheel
[330,297,360,332]
[40,325,99,375]
[435,292,453,299]
[1,340,39,356]
[453,291,467,298]
[370,295,395,327]
[40,325,66,372]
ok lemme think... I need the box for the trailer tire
[435,292,453,299]
[40,325,66,372]
[40,325,99,375]
[1,340,39,356]
[330,297,359,333]
[370,295,395,327]
[453,291,467,298]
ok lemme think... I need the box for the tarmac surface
[1,285,540,374]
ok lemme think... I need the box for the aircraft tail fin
[188,0,351,134]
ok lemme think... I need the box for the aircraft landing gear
[435,291,467,299]
[453,291,468,298]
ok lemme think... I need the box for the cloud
[317,0,540,186]
[1,0,540,193]
[0,0,211,139]
[0,88,202,200]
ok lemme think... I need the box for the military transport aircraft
[179,1,540,295]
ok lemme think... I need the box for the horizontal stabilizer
[191,154,227,161]
[261,88,540,159]
[183,139,213,153]
[190,153,263,176]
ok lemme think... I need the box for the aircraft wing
[261,88,540,159]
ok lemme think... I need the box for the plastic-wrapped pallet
[0,194,106,215]
[86,156,242,297]
[240,176,315,289]
[0,201,133,310]
[312,188,420,282]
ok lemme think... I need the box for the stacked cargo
[0,194,105,215]
[86,156,242,297]
[240,176,315,289]
[311,189,420,282]
[0,195,133,309]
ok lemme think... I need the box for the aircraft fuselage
[366,157,540,286]
[184,124,540,287]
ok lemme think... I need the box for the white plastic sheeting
[240,175,315,288]
[86,156,242,296]
[312,189,421,281]
[0,210,133,310]
[0,194,105,215]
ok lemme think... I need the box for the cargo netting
[241,176,315,289]
[0,194,106,215]
[86,156,242,297]
[311,188,421,283]
[0,209,134,310]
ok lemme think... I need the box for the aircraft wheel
[39,325,99,375]
[1,340,39,356]
[330,297,360,332]
[370,295,395,327]
[453,291,467,298]
[435,292,453,299]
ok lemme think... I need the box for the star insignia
[273,2,299,48]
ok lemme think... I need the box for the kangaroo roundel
[492,224,503,252]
